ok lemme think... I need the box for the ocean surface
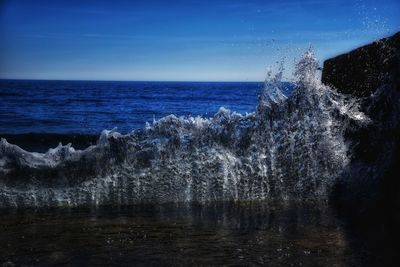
[0,53,363,207]
[0,79,293,135]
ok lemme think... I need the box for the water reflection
[0,202,384,266]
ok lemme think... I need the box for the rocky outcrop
[322,32,400,247]
[322,32,400,97]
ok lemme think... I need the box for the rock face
[322,32,400,97]
[322,32,400,245]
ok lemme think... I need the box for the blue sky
[0,0,399,81]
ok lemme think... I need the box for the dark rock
[322,32,400,97]
[323,32,400,250]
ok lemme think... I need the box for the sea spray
[0,50,368,208]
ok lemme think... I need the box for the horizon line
[0,78,269,83]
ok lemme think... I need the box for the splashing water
[0,50,368,208]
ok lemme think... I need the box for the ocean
[0,80,286,135]
[0,53,362,206]
[0,54,391,266]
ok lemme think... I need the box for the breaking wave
[0,50,368,208]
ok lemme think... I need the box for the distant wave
[0,50,368,208]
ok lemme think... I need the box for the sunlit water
[0,52,367,207]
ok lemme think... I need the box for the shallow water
[0,202,385,266]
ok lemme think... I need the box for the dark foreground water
[0,202,391,266]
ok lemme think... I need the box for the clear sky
[0,0,399,81]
